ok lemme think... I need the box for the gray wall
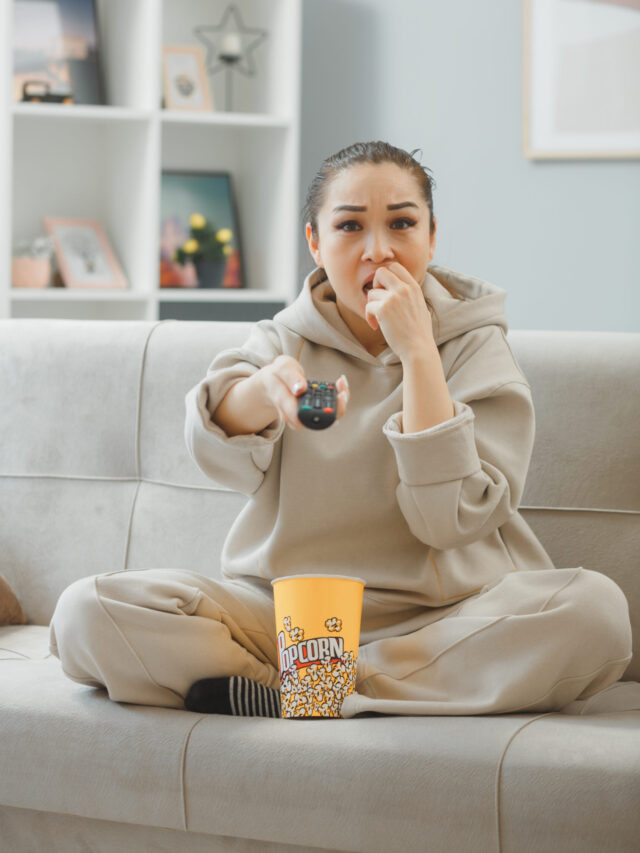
[297,0,640,333]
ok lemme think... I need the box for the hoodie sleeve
[382,326,535,550]
[184,320,286,495]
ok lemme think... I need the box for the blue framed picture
[159,170,245,289]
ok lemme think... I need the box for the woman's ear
[428,216,437,263]
[305,222,322,267]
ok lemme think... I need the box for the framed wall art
[159,170,244,289]
[162,45,213,111]
[43,217,127,289]
[523,0,640,159]
[12,0,105,105]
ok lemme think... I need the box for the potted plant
[173,213,234,288]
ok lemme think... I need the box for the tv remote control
[297,380,338,430]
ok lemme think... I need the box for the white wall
[297,0,640,333]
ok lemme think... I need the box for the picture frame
[12,0,106,106]
[159,170,244,289]
[523,0,640,160]
[43,217,128,289]
[162,45,214,111]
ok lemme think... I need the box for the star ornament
[193,3,268,78]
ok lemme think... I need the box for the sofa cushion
[0,574,26,626]
[0,626,206,832]
[1,626,639,852]
[0,805,332,853]
[0,624,51,660]
[0,319,252,626]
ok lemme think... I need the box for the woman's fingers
[336,374,350,420]
[263,359,350,429]
[261,357,307,429]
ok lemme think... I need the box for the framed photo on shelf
[12,0,105,106]
[43,217,128,289]
[159,170,244,289]
[523,0,640,159]
[162,45,214,111]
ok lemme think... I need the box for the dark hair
[301,141,463,338]
[302,140,436,242]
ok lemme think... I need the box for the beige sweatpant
[48,566,633,717]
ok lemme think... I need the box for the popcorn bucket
[271,574,366,719]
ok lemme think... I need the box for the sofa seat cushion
[1,625,639,852]
[0,624,52,660]
[0,625,208,832]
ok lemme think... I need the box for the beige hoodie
[184,264,556,615]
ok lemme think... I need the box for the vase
[12,257,51,288]
[194,259,225,289]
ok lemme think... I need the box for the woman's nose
[362,230,395,262]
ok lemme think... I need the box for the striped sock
[185,676,281,717]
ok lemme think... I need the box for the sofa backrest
[1,320,638,680]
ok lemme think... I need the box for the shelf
[12,104,154,123]
[160,110,291,128]
[10,287,290,304]
[1,0,302,322]
[157,288,288,302]
[10,289,149,301]
[12,103,291,129]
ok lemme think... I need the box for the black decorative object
[193,259,226,289]
[193,3,268,111]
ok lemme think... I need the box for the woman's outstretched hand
[257,355,350,430]
[364,261,435,362]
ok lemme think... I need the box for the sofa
[1,318,639,853]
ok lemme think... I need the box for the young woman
[49,141,633,719]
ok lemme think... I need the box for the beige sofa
[1,318,639,853]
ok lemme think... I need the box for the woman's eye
[336,216,416,231]
[391,216,416,231]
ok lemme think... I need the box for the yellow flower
[190,213,206,229]
[216,228,232,243]
[223,244,233,256]
[183,238,199,253]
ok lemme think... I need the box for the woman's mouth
[362,275,375,293]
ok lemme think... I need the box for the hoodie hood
[273,264,508,365]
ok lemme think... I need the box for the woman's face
[305,161,436,351]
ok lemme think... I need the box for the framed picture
[523,0,640,159]
[43,217,127,289]
[12,0,105,105]
[159,170,244,289]
[162,45,214,111]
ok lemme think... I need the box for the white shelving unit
[0,0,302,321]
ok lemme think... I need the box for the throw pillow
[0,573,27,626]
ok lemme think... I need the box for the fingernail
[340,374,349,390]
[293,381,305,394]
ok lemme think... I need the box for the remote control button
[297,379,338,430]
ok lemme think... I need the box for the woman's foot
[185,676,281,717]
